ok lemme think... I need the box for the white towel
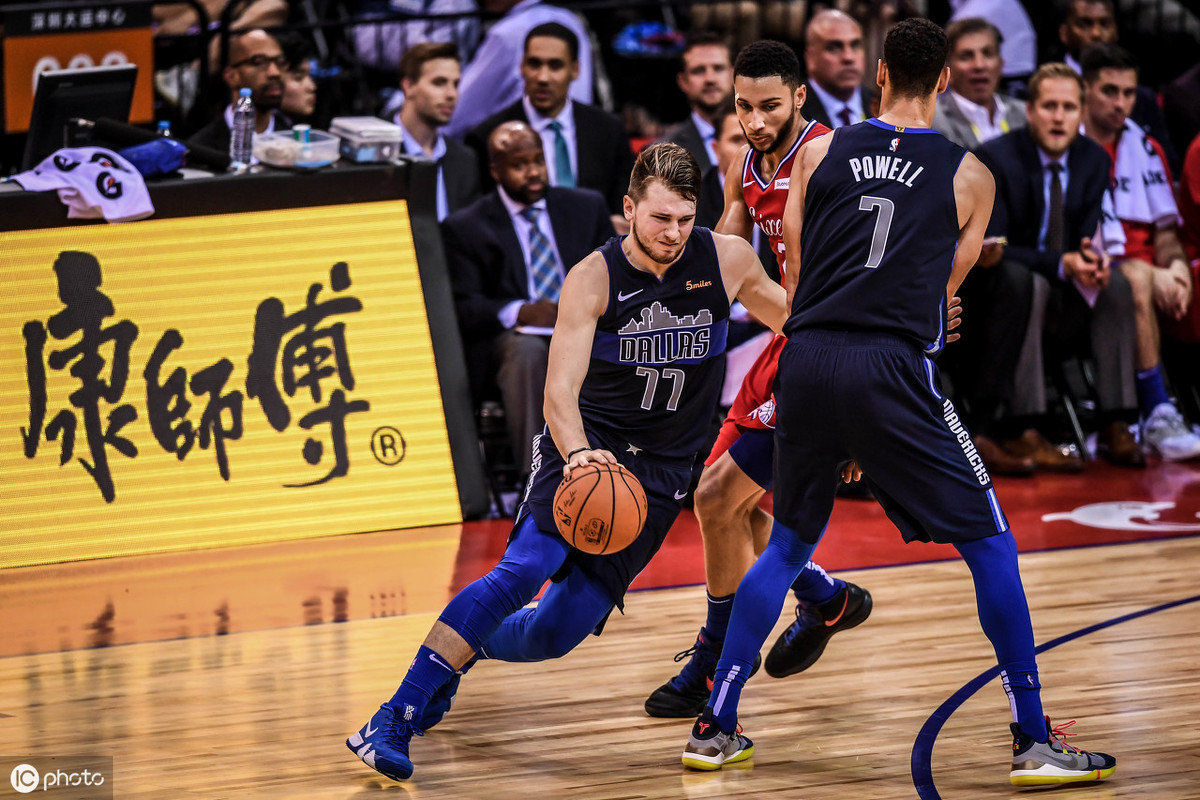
[9,147,154,223]
[1110,118,1179,227]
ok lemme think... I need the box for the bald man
[442,121,615,479]
[188,28,289,154]
[801,10,875,130]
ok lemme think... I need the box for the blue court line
[911,592,1200,799]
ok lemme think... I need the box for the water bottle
[229,87,255,172]
[157,120,172,138]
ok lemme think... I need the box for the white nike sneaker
[1142,402,1200,461]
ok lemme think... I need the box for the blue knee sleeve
[437,515,570,652]
[955,532,1044,736]
[481,566,614,662]
[710,520,821,730]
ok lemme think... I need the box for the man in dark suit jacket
[392,42,479,219]
[662,31,734,175]
[444,121,614,477]
[974,63,1142,468]
[801,10,876,130]
[188,29,288,155]
[463,22,634,223]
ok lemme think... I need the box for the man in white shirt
[949,0,1036,82]
[801,9,872,130]
[932,17,1027,151]
[444,0,593,138]
[393,42,480,220]
[464,22,635,226]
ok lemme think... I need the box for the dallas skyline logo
[618,301,713,364]
[618,301,713,334]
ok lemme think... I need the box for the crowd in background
[121,1,1200,492]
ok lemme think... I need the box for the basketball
[552,462,648,555]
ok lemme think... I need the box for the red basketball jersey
[703,119,833,460]
[741,118,830,277]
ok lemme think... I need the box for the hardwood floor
[1,536,1196,799]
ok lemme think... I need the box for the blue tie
[548,121,574,188]
[520,207,562,302]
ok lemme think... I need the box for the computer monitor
[20,64,138,171]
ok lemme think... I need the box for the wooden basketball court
[1,462,1199,798]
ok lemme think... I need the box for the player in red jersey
[644,40,873,718]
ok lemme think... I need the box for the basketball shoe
[347,703,423,781]
[1010,717,1116,786]
[681,707,754,770]
[764,582,872,678]
[644,629,761,718]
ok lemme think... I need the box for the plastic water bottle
[229,87,255,172]
[157,120,172,138]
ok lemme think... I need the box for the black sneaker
[644,629,760,718]
[764,582,872,678]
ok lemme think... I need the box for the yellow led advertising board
[0,201,462,567]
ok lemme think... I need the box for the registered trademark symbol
[371,427,406,466]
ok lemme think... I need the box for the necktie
[520,207,562,302]
[1046,163,1064,253]
[548,121,574,188]
[838,105,854,128]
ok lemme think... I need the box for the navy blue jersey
[580,228,729,461]
[786,119,967,352]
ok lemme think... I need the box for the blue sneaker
[346,703,423,781]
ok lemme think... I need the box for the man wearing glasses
[189,29,289,154]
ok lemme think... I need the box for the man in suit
[1058,0,1178,173]
[444,121,614,477]
[933,18,1027,151]
[392,42,480,220]
[464,23,635,226]
[188,29,288,154]
[976,63,1143,468]
[443,0,593,138]
[801,9,873,130]
[663,31,734,175]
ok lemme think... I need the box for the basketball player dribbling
[681,19,1117,788]
[347,142,790,783]
[645,40,873,719]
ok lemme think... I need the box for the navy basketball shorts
[772,330,1009,546]
[728,428,775,490]
[518,426,695,611]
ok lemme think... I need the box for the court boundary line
[911,592,1200,799]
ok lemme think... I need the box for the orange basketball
[552,462,648,555]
